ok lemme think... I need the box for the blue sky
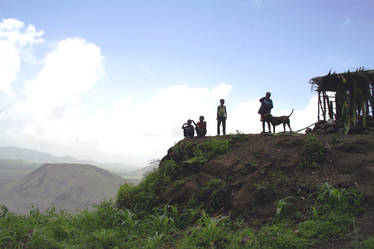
[0,0,373,166]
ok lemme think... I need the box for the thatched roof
[310,68,374,92]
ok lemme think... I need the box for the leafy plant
[314,183,361,214]
[353,237,374,249]
[181,211,227,248]
[147,213,174,234]
[274,197,293,222]
[0,205,8,218]
[302,134,325,164]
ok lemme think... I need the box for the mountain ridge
[0,163,125,214]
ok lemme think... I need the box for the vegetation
[298,134,326,170]
[1,135,373,248]
[0,183,368,249]
[117,136,245,213]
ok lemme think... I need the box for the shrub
[314,183,362,214]
[179,211,227,248]
[202,179,227,212]
[353,237,374,249]
[227,132,248,144]
[256,223,310,249]
[302,134,325,165]
[297,215,351,241]
[0,205,8,218]
[274,197,293,222]
[195,138,231,161]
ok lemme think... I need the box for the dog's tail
[288,109,294,118]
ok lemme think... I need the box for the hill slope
[117,133,374,246]
[0,163,125,213]
[161,134,374,217]
[0,159,41,186]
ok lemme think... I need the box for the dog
[264,109,294,133]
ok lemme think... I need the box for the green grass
[0,183,367,249]
[117,137,235,213]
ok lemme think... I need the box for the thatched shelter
[310,68,374,133]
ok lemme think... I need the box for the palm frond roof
[310,68,374,92]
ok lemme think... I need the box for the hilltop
[117,133,374,248]
[0,163,125,213]
[162,134,374,217]
[0,146,140,186]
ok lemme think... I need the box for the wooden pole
[318,90,321,121]
[322,91,327,121]
[366,99,370,119]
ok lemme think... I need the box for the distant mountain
[0,163,125,214]
[0,146,137,171]
[0,146,84,164]
[0,159,41,186]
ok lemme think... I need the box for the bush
[117,138,233,213]
[256,223,310,249]
[302,134,325,165]
[314,183,362,214]
[179,211,227,248]
[353,238,374,249]
[297,214,351,241]
[202,179,227,212]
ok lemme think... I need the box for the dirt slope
[0,163,125,214]
[157,134,374,239]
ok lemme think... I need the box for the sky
[0,0,373,167]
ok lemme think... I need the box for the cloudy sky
[0,0,373,166]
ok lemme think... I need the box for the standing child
[258,92,273,133]
[217,99,227,135]
[194,116,207,137]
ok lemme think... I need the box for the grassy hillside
[0,134,374,248]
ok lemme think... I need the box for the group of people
[181,93,273,138]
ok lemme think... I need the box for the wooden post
[371,86,374,117]
[322,91,327,121]
[318,90,321,121]
[366,100,370,119]
[335,92,341,119]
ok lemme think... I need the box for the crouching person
[182,119,195,138]
[195,116,207,138]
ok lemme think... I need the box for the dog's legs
[283,122,286,133]
[268,122,272,133]
[287,121,292,132]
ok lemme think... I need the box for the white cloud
[0,32,105,161]
[0,18,43,93]
[20,38,104,120]
[0,40,20,93]
[91,83,233,158]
